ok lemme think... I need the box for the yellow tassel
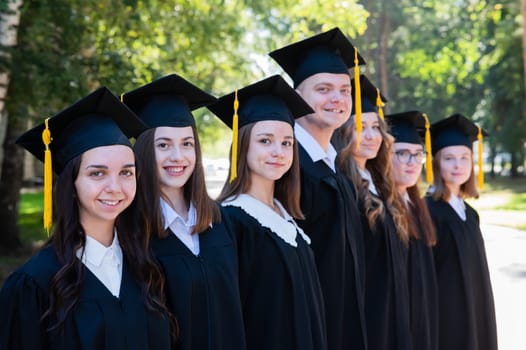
[354,48,362,149]
[477,125,484,190]
[119,92,124,102]
[375,88,384,120]
[422,113,433,184]
[41,118,53,234]
[229,90,239,183]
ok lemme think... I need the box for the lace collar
[222,194,310,248]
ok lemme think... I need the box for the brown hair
[134,127,221,238]
[335,114,409,244]
[431,148,479,201]
[216,122,304,219]
[406,184,437,246]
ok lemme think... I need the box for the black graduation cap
[16,86,145,175]
[269,27,366,88]
[387,110,434,183]
[386,110,425,144]
[209,74,314,129]
[16,86,145,232]
[351,74,387,115]
[121,73,217,132]
[430,113,488,155]
[209,75,313,182]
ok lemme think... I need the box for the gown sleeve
[0,271,50,349]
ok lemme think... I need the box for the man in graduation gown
[269,27,368,350]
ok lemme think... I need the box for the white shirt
[358,167,379,196]
[294,123,337,172]
[76,232,123,297]
[448,194,467,221]
[161,198,200,255]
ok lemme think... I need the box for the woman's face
[350,112,383,168]
[247,120,294,187]
[438,145,473,190]
[154,126,196,196]
[391,142,425,192]
[75,145,136,229]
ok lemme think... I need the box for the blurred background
[0,1,525,347]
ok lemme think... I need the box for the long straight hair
[134,126,221,238]
[42,151,173,335]
[216,122,304,219]
[406,183,437,246]
[335,113,409,244]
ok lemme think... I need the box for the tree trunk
[0,0,24,251]
[0,115,25,251]
[377,2,390,114]
[523,0,526,96]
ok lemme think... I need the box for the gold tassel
[477,125,484,189]
[375,88,384,120]
[41,118,53,234]
[119,92,124,102]
[229,90,239,183]
[422,113,433,184]
[354,48,362,148]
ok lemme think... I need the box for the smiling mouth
[99,200,121,206]
[165,166,185,175]
[324,108,344,113]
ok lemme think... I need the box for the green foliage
[18,191,47,243]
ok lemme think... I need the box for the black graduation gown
[360,193,412,350]
[149,215,246,350]
[221,196,327,350]
[0,245,171,350]
[426,196,498,350]
[296,144,367,350]
[407,213,439,350]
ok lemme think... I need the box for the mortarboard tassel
[42,118,53,234]
[229,90,239,183]
[477,125,484,189]
[422,113,433,184]
[354,48,362,148]
[375,88,385,120]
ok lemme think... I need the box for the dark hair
[42,150,174,336]
[431,148,479,201]
[134,126,221,239]
[216,122,304,219]
[335,114,409,244]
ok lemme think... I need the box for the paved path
[481,222,526,350]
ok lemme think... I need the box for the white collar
[294,123,337,171]
[448,194,467,221]
[160,198,197,230]
[76,231,122,267]
[222,194,310,248]
[358,167,379,196]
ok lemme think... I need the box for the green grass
[19,191,48,244]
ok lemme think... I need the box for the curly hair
[334,113,409,244]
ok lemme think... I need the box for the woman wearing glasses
[386,111,438,350]
[333,78,412,350]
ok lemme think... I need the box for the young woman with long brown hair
[426,113,497,350]
[211,75,327,350]
[386,110,438,350]
[333,76,412,350]
[123,74,246,350]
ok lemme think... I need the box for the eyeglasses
[393,149,426,164]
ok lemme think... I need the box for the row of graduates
[0,27,497,350]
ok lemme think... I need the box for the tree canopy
[0,0,524,249]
